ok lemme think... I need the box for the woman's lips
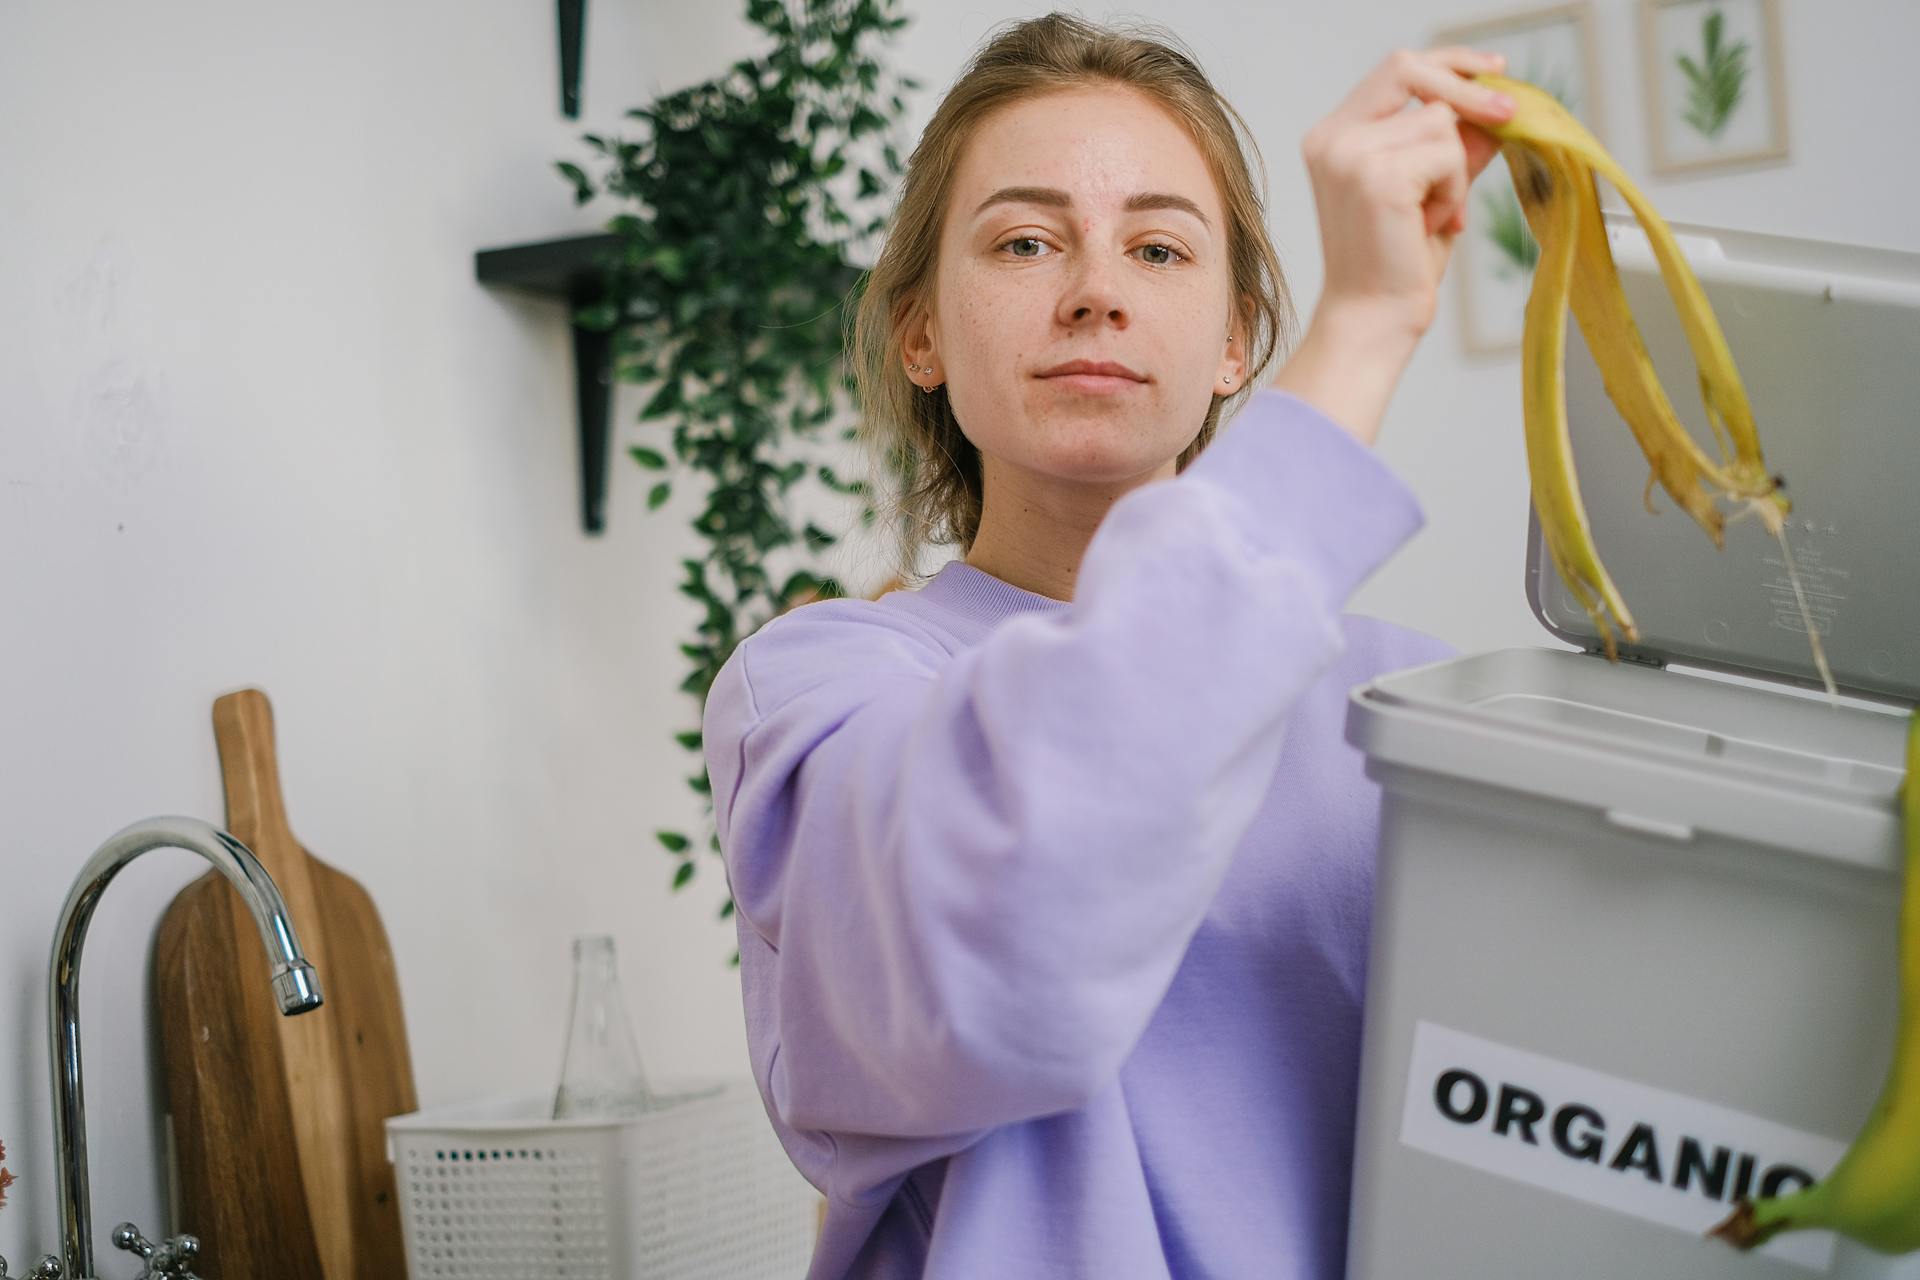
[1040,372,1147,393]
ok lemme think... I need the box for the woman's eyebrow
[971,185,1211,230]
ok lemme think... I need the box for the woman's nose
[1056,250,1129,328]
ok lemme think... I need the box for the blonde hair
[847,11,1297,585]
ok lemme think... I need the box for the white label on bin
[1399,1020,1846,1273]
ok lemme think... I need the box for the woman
[702,13,1515,1277]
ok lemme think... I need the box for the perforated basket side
[386,1081,819,1280]
[390,1124,623,1280]
[617,1082,818,1277]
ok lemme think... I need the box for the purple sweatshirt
[702,388,1458,1278]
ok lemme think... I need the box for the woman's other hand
[1274,47,1515,446]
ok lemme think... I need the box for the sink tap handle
[150,1234,199,1278]
[112,1223,200,1278]
[112,1223,155,1261]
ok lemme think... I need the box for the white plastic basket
[385,1077,820,1279]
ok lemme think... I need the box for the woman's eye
[995,237,1186,265]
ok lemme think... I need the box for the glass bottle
[552,934,655,1120]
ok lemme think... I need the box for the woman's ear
[1213,300,1250,396]
[899,301,938,380]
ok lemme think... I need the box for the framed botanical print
[1435,3,1604,355]
[1640,0,1790,175]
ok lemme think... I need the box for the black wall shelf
[476,233,621,534]
[558,0,586,119]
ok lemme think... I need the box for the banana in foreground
[1472,74,1791,660]
[1708,711,1920,1256]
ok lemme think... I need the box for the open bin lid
[1527,211,1920,705]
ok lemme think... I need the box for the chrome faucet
[0,817,323,1279]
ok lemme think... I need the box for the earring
[1223,375,1232,384]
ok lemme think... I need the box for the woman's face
[909,84,1244,488]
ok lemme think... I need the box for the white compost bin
[1343,215,1920,1279]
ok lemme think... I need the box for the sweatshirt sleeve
[702,388,1424,1142]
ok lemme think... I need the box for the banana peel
[1474,74,1791,659]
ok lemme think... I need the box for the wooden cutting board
[154,688,417,1279]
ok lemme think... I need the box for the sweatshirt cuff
[1182,388,1426,603]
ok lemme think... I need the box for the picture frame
[1435,3,1604,356]
[1640,0,1789,176]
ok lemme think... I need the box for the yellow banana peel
[1474,74,1792,660]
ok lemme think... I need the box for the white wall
[0,0,765,1260]
[2,0,1913,1265]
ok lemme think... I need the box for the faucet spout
[49,816,323,1279]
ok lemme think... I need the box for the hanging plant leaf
[558,0,917,951]
[556,160,595,205]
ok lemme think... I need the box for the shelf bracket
[558,0,586,119]
[476,233,622,534]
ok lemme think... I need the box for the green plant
[1676,9,1750,139]
[557,0,916,943]
[1482,180,1539,277]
